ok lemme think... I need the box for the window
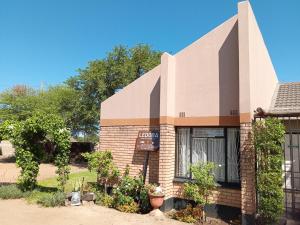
[175,127,240,184]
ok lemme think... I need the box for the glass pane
[192,128,224,138]
[208,138,225,182]
[192,138,207,164]
[227,128,240,183]
[176,128,190,177]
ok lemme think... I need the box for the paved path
[0,160,86,183]
[0,199,186,225]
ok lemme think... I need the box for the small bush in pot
[147,184,165,210]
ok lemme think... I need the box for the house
[99,1,299,224]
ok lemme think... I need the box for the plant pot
[148,192,165,209]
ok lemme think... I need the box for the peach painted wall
[174,16,239,118]
[100,65,160,120]
[238,1,278,120]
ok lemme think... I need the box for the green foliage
[0,113,71,191]
[254,118,285,225]
[36,192,66,207]
[96,193,114,207]
[172,204,203,223]
[0,85,81,135]
[184,162,216,206]
[67,44,161,134]
[82,151,119,192]
[0,184,29,199]
[116,201,139,213]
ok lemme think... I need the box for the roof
[269,82,300,114]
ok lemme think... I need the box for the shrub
[184,162,216,206]
[96,193,114,207]
[37,192,66,207]
[0,114,71,191]
[116,201,139,213]
[0,146,2,155]
[254,118,285,225]
[82,151,119,193]
[139,185,151,213]
[0,184,29,199]
[172,204,203,223]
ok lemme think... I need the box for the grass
[38,170,97,193]
[26,170,97,204]
[0,184,30,199]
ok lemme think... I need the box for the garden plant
[0,112,71,191]
[254,118,285,225]
[173,162,216,223]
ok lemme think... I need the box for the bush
[82,151,119,193]
[254,118,285,224]
[37,192,66,207]
[172,204,203,223]
[96,193,114,207]
[0,184,29,199]
[116,201,139,213]
[184,162,216,206]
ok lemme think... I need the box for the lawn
[26,170,97,204]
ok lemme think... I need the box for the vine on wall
[0,113,71,191]
[254,118,285,224]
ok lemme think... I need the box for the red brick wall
[240,123,256,215]
[99,125,159,183]
[158,124,176,198]
[173,182,241,208]
[100,124,246,210]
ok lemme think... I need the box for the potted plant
[148,184,165,209]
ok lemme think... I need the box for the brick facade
[158,124,176,198]
[173,182,241,208]
[100,125,159,183]
[240,123,256,215]
[100,124,244,210]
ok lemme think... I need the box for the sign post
[136,130,160,183]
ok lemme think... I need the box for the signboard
[136,130,160,151]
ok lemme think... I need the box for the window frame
[175,126,241,188]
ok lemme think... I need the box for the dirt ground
[0,199,187,225]
[0,157,86,183]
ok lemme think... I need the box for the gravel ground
[0,158,86,183]
[0,199,187,225]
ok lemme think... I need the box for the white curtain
[227,128,240,183]
[192,138,207,164]
[176,128,190,177]
[208,138,225,182]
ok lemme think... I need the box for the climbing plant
[254,118,285,225]
[0,113,71,191]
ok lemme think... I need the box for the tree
[0,113,71,191]
[0,85,81,136]
[67,44,161,135]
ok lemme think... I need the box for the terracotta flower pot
[148,192,165,209]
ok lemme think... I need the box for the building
[99,1,300,224]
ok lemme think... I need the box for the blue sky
[0,0,299,91]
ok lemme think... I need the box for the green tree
[0,85,81,136]
[67,44,161,135]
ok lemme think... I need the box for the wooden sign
[136,130,160,151]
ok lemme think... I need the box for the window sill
[173,177,241,189]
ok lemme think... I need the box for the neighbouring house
[99,1,300,224]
